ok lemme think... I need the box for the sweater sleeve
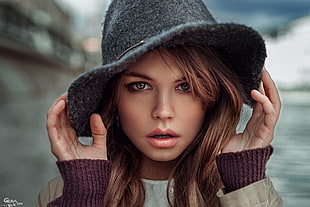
[216,145,273,193]
[47,159,112,207]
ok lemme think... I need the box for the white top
[141,179,174,207]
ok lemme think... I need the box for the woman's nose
[151,93,175,120]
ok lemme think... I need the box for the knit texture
[46,147,273,206]
[47,159,111,207]
[216,145,273,193]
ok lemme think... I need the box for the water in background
[0,89,309,206]
[268,90,310,206]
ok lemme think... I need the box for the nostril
[153,109,174,120]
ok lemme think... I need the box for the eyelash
[176,82,191,93]
[126,82,152,91]
[126,81,191,93]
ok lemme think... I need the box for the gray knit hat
[68,0,266,137]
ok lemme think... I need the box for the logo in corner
[1,197,23,207]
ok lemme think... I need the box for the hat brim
[68,22,266,137]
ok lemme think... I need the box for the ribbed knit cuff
[216,145,273,193]
[54,159,111,206]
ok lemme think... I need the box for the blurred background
[0,0,309,206]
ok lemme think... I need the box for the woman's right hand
[46,94,108,161]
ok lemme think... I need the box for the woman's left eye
[176,82,191,92]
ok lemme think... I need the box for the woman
[37,0,282,206]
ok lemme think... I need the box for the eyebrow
[125,72,153,80]
[125,72,186,82]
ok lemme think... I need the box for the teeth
[153,134,173,139]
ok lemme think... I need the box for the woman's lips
[147,128,180,138]
[147,128,180,148]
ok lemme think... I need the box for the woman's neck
[140,156,176,180]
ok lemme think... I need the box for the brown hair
[102,45,244,206]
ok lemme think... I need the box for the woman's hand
[46,94,108,161]
[222,70,281,153]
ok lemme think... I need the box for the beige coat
[36,177,282,207]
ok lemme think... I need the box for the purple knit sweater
[47,146,273,206]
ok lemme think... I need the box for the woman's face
[117,50,206,162]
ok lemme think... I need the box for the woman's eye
[177,82,191,92]
[127,82,151,91]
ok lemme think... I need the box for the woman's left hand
[222,70,281,153]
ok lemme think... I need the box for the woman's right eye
[127,82,152,91]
